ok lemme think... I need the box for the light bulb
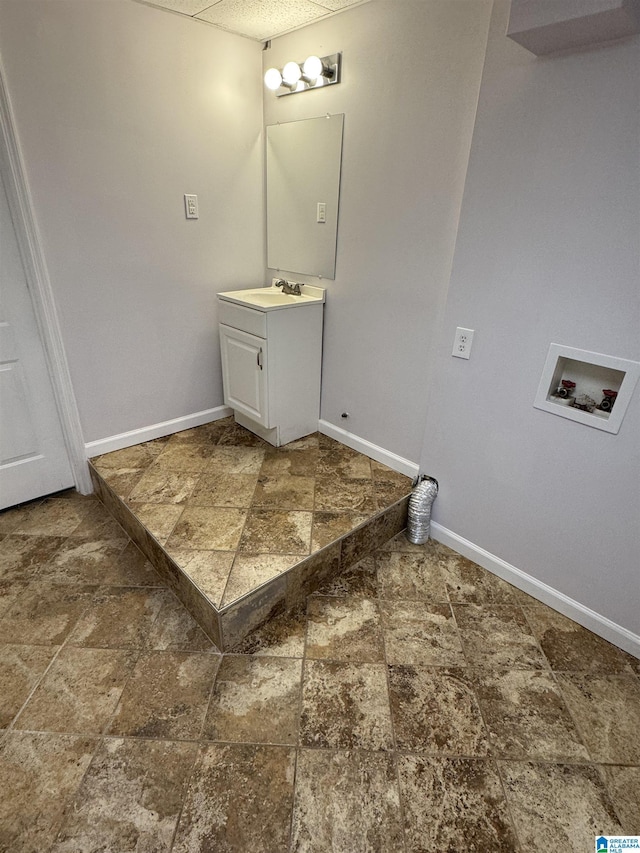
[264,67,283,90]
[303,55,324,80]
[282,61,302,86]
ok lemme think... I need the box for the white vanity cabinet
[218,286,325,447]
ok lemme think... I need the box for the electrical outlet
[452,327,474,359]
[184,194,199,219]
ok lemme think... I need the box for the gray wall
[0,0,264,443]
[263,0,492,463]
[421,0,640,632]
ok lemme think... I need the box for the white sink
[218,285,325,311]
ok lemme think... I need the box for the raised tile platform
[89,418,411,650]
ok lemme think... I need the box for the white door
[219,324,270,427]
[0,168,74,509]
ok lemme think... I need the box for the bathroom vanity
[217,284,325,446]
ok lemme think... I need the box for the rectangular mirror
[266,113,344,280]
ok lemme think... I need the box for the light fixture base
[273,53,341,97]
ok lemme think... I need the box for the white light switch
[317,202,326,223]
[184,194,199,219]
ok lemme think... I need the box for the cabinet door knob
[257,348,263,370]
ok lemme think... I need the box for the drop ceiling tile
[142,0,219,15]
[196,0,326,40]
[313,0,368,11]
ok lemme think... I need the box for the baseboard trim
[431,522,640,660]
[318,420,419,479]
[85,406,233,458]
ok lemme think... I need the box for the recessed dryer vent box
[534,344,640,434]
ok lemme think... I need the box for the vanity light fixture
[264,53,341,96]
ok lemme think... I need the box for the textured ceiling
[136,0,371,41]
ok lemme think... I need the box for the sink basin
[218,285,325,311]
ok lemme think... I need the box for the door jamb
[0,57,91,495]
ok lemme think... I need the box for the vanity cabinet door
[219,324,270,427]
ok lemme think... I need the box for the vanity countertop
[218,284,325,312]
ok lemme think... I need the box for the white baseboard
[85,406,233,458]
[318,420,419,479]
[431,522,640,660]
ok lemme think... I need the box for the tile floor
[89,419,411,609]
[1,490,640,852]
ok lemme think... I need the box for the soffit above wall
[134,0,371,41]
[507,0,640,55]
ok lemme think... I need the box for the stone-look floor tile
[340,499,408,568]
[260,446,318,477]
[376,551,449,601]
[314,474,377,513]
[152,441,214,472]
[189,471,258,507]
[600,765,640,833]
[11,498,87,536]
[313,554,378,598]
[112,541,164,586]
[284,543,341,610]
[51,738,198,853]
[146,591,218,651]
[439,554,519,605]
[238,509,312,555]
[317,444,373,479]
[371,460,411,487]
[205,445,266,475]
[15,646,137,734]
[292,748,403,853]
[389,664,490,756]
[127,467,199,504]
[453,603,549,669]
[0,645,58,728]
[109,650,219,739]
[523,604,640,674]
[0,534,65,582]
[0,583,94,645]
[305,596,385,662]
[222,554,300,605]
[230,606,306,657]
[500,761,623,849]
[67,587,167,649]
[253,474,315,510]
[380,600,466,667]
[300,660,393,750]
[0,579,29,617]
[374,478,412,508]
[127,502,183,544]
[0,731,96,853]
[42,536,127,585]
[69,501,130,544]
[166,506,246,551]
[398,755,519,853]
[218,420,271,448]
[172,743,295,853]
[169,419,230,445]
[203,655,302,744]
[0,500,42,534]
[310,511,368,551]
[92,440,167,473]
[380,530,435,553]
[165,548,234,608]
[556,673,640,763]
[473,669,590,762]
[94,467,145,499]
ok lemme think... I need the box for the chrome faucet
[275,279,301,296]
